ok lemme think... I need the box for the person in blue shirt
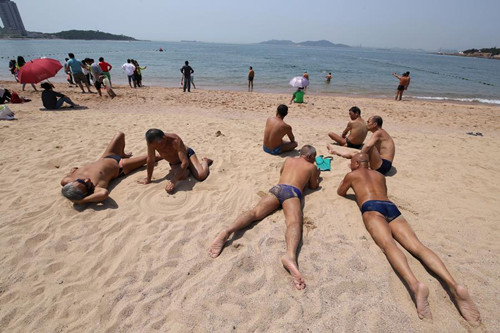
[67,53,93,93]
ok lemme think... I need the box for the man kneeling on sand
[138,129,213,193]
[263,104,298,155]
[337,153,481,325]
[209,145,320,290]
[61,132,155,204]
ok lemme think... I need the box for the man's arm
[73,187,109,204]
[138,144,157,184]
[337,173,352,196]
[286,125,295,142]
[360,132,379,155]
[309,166,320,189]
[341,122,352,138]
[164,139,189,193]
[393,73,401,79]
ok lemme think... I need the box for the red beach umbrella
[17,58,63,84]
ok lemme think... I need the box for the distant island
[259,39,350,48]
[437,47,500,60]
[0,28,137,41]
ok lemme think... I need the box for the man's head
[367,115,383,131]
[99,57,104,62]
[68,53,75,59]
[127,59,131,63]
[350,153,369,171]
[276,104,288,118]
[299,145,317,162]
[249,66,253,70]
[61,178,95,201]
[40,82,53,90]
[145,128,165,144]
[349,106,361,120]
[185,61,189,65]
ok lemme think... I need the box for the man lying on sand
[328,106,367,149]
[263,104,298,155]
[209,145,320,290]
[138,129,213,193]
[337,153,481,325]
[328,115,395,175]
[61,132,154,204]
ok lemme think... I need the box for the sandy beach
[0,80,499,332]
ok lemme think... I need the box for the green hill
[51,30,136,41]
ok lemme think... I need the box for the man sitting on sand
[138,129,213,193]
[61,132,154,204]
[209,145,320,290]
[263,104,298,155]
[41,82,77,110]
[328,115,394,175]
[328,106,367,149]
[337,153,481,325]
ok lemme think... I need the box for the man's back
[373,128,395,162]
[264,116,290,148]
[279,157,316,191]
[67,58,82,74]
[349,117,368,143]
[348,168,389,205]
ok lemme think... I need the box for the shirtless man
[393,71,410,101]
[328,106,368,149]
[328,115,395,175]
[61,132,153,204]
[138,128,212,193]
[337,153,481,325]
[209,145,320,290]
[248,66,254,92]
[263,104,298,155]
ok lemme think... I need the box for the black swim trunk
[104,154,125,176]
[361,200,401,222]
[346,138,363,149]
[169,147,195,166]
[376,158,392,175]
[397,85,405,91]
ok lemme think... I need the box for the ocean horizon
[1,39,499,105]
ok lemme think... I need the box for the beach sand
[0,80,499,332]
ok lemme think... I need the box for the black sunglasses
[75,178,95,195]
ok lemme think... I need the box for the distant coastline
[436,47,500,60]
[0,29,137,41]
[259,39,350,48]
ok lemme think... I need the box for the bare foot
[123,152,133,158]
[281,254,306,290]
[454,285,481,326]
[326,143,338,155]
[415,282,432,320]
[202,157,213,166]
[208,230,229,258]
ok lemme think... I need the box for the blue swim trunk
[169,147,195,166]
[269,184,302,205]
[263,144,282,155]
[376,158,392,175]
[360,200,401,222]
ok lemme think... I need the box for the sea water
[1,39,499,104]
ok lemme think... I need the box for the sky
[8,0,500,51]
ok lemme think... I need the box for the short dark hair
[99,57,104,62]
[277,104,288,117]
[145,129,165,143]
[371,115,383,127]
[68,53,75,58]
[349,106,361,115]
[41,82,53,90]
[249,66,253,69]
[185,61,189,65]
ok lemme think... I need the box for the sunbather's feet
[208,230,230,258]
[281,254,306,290]
[202,157,213,166]
[454,285,481,327]
[415,282,432,320]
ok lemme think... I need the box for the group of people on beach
[59,102,480,326]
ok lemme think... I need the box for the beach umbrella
[289,76,309,88]
[17,58,63,84]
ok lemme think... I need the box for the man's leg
[55,97,75,109]
[188,154,213,181]
[328,132,347,146]
[365,144,383,170]
[362,212,432,320]
[187,77,191,92]
[281,198,306,290]
[390,217,481,325]
[100,132,129,158]
[280,141,298,153]
[209,195,280,258]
